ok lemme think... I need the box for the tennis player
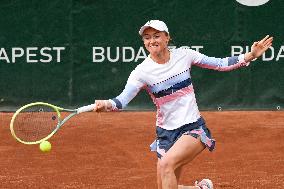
[93,20,273,189]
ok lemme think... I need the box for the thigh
[162,134,205,169]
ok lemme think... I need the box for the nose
[149,36,156,44]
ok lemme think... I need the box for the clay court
[0,111,283,188]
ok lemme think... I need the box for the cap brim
[139,26,150,35]
[139,25,168,36]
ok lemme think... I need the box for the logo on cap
[146,21,152,25]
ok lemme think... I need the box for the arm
[192,35,273,71]
[94,83,142,112]
[193,54,248,71]
[94,70,144,112]
[109,83,141,110]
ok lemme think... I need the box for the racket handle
[77,104,96,114]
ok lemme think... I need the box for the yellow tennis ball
[39,141,52,153]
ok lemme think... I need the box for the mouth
[149,44,159,48]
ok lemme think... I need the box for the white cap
[139,20,169,35]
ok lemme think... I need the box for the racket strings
[13,105,58,142]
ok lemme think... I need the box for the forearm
[244,52,256,62]
[194,54,249,71]
[94,83,140,112]
[109,83,141,110]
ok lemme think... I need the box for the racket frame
[10,102,77,145]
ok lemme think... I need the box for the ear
[166,36,171,44]
[167,34,171,43]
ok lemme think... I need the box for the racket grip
[77,104,96,114]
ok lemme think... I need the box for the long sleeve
[191,49,250,71]
[109,69,144,110]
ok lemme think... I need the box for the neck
[151,48,170,64]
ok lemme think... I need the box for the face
[142,27,170,56]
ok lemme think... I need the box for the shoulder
[169,47,202,62]
[128,57,151,80]
[172,47,201,56]
[132,56,151,72]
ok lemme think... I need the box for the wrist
[244,52,255,62]
[104,100,112,111]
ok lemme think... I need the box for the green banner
[0,0,283,110]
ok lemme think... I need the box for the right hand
[94,100,112,112]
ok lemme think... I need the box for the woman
[93,20,273,189]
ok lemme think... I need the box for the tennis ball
[39,141,52,153]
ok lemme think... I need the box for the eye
[142,36,150,40]
[153,34,160,39]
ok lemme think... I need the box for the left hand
[245,35,273,62]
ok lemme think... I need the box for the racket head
[10,102,64,145]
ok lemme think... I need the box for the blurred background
[0,0,283,111]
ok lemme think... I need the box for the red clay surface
[0,111,283,188]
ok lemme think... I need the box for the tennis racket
[10,102,95,145]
